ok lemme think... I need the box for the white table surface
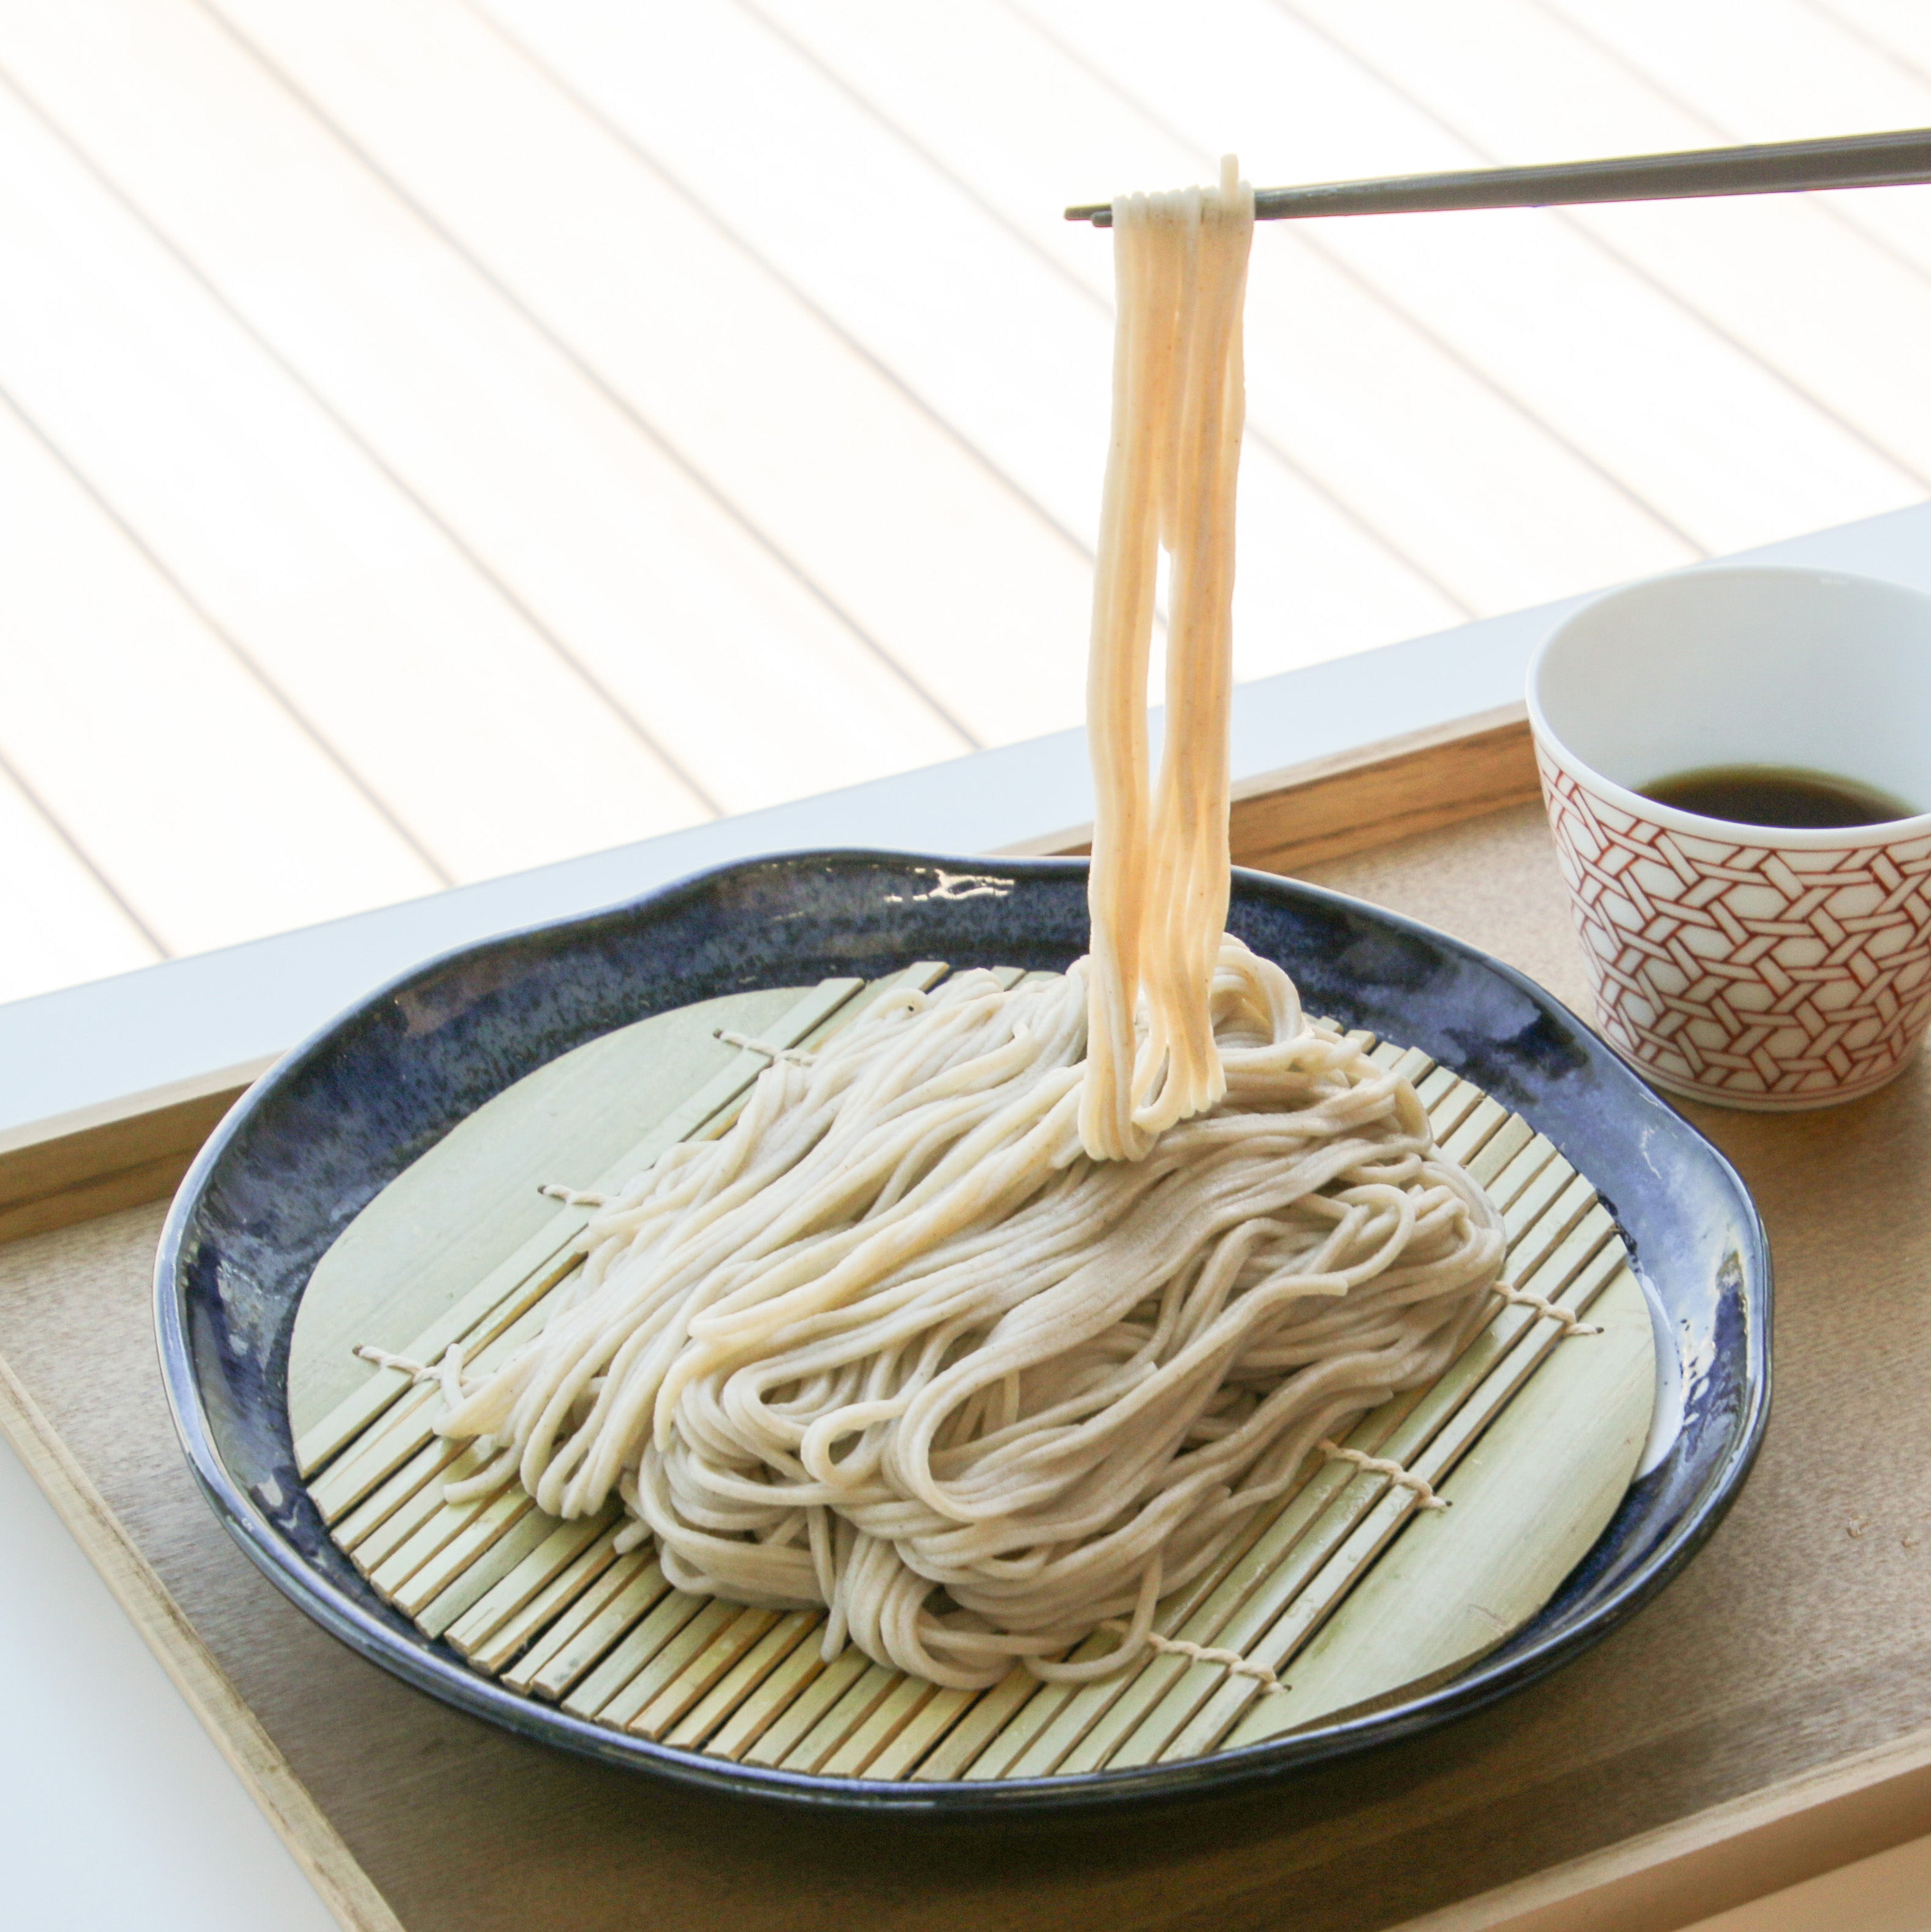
[0,1432,337,1931]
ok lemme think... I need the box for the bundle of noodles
[426,160,1507,1690]
[436,949,1503,1689]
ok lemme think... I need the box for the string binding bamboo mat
[287,963,1654,1784]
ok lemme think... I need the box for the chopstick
[1064,126,1931,226]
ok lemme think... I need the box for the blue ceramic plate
[155,851,1769,1816]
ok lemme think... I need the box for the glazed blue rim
[155,850,1771,1818]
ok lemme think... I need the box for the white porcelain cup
[1528,564,1931,1110]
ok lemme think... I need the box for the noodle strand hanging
[1083,157,1251,1163]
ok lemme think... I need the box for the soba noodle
[424,161,1506,1692]
[1083,157,1251,1164]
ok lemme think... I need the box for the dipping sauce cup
[1528,564,1931,1111]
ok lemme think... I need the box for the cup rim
[1526,563,1931,850]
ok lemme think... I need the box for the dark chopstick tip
[1064,202,1112,226]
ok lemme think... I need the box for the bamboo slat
[501,1551,659,1699]
[295,967,1651,1784]
[449,1515,617,1664]
[345,1442,495,1576]
[665,1610,818,1750]
[562,1582,708,1720]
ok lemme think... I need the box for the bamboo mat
[5,803,1931,1932]
[288,960,1649,1784]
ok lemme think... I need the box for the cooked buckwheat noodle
[427,160,1506,1692]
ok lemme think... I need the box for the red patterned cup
[1528,565,1931,1111]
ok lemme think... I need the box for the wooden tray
[6,709,1931,1932]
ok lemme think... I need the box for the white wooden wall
[4,0,1930,1003]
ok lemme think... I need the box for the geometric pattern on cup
[1537,750,1931,1105]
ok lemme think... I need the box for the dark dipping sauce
[1640,763,1918,830]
